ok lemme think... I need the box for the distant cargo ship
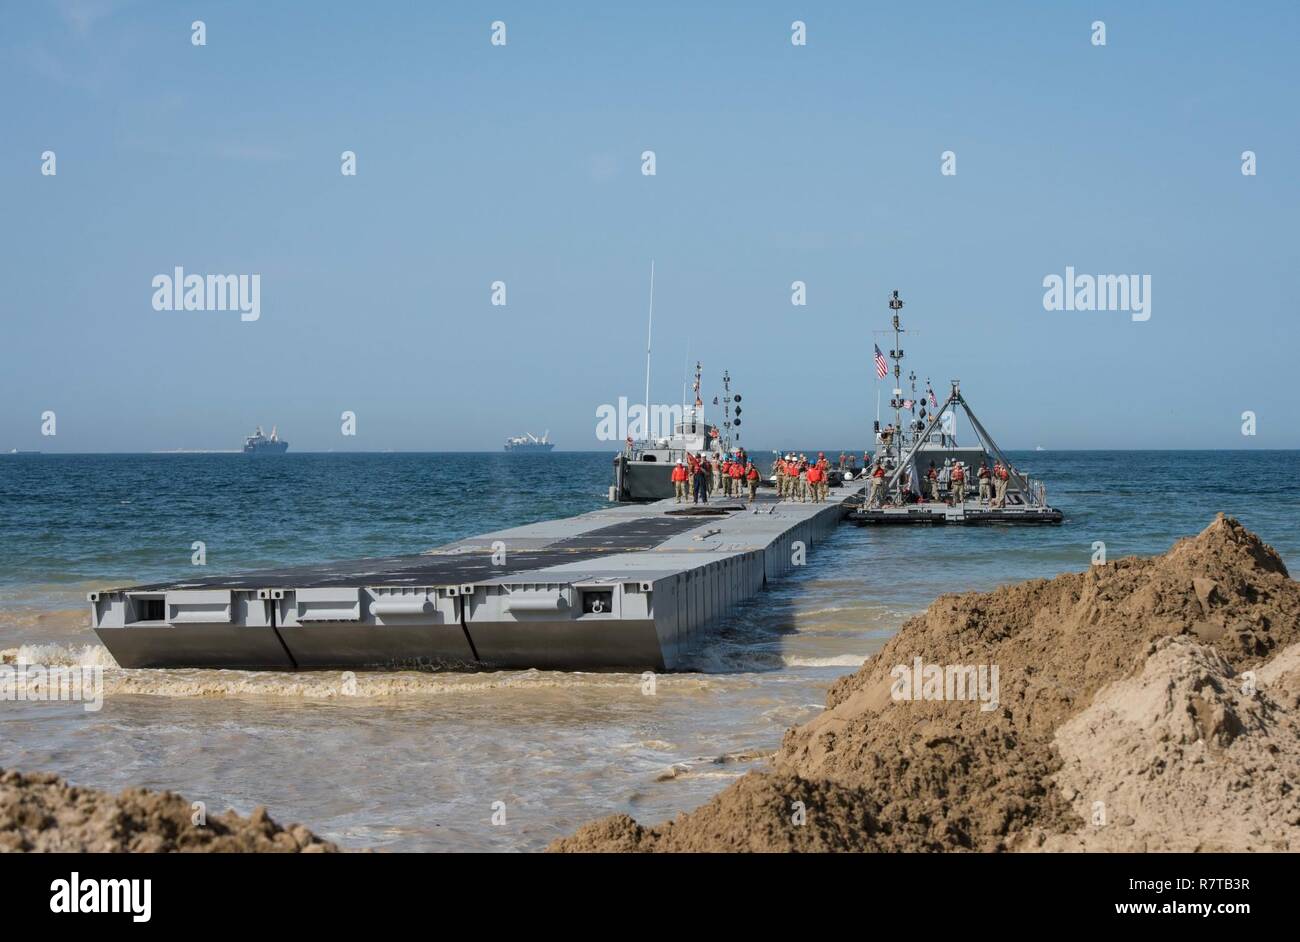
[504,431,554,452]
[243,425,289,455]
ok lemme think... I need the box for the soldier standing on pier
[692,454,709,504]
[815,453,831,502]
[992,461,1010,508]
[951,461,966,505]
[868,461,886,507]
[978,461,991,505]
[927,461,940,502]
[746,461,760,502]
[672,460,688,503]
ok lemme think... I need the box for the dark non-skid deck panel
[119,513,718,593]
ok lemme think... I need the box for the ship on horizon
[243,425,289,455]
[504,431,555,452]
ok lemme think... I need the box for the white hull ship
[504,431,555,452]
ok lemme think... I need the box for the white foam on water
[3,642,119,668]
[781,653,869,668]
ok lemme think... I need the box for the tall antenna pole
[644,260,655,434]
[888,290,905,461]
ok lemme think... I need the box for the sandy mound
[1036,636,1300,851]
[0,769,340,852]
[551,515,1300,852]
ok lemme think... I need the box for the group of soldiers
[771,452,833,503]
[866,456,1015,508]
[671,449,761,504]
[670,446,1018,510]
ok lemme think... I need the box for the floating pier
[90,486,859,671]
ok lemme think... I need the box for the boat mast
[888,290,905,461]
[644,260,655,438]
[692,360,703,437]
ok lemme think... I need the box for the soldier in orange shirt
[671,459,688,503]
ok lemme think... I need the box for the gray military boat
[850,291,1062,525]
[611,363,749,503]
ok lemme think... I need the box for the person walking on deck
[746,461,760,502]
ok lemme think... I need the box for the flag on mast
[873,344,888,379]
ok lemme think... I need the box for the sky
[2,0,1298,452]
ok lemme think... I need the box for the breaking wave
[781,653,869,668]
[0,643,723,701]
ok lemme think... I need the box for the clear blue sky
[3,1,1297,451]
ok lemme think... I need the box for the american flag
[928,388,938,408]
[903,399,914,409]
[873,344,888,379]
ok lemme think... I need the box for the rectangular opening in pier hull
[133,597,165,622]
[580,589,614,615]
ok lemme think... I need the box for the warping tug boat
[851,291,1062,525]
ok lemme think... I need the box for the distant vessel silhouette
[243,425,288,455]
[504,431,554,452]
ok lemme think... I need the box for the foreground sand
[551,515,1300,852]
[0,770,339,852]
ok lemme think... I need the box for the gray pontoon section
[90,489,857,671]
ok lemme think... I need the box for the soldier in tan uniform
[951,461,966,505]
[992,461,1010,508]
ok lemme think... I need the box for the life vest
[746,467,759,481]
[952,466,965,481]
[996,466,1009,480]
[928,468,938,480]
[729,463,742,479]
[807,467,821,484]
[978,467,990,479]
[873,466,885,479]
[671,465,688,482]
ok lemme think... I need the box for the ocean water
[2,450,1298,851]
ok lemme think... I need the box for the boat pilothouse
[852,290,1061,525]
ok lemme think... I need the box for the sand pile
[551,515,1300,852]
[0,769,340,852]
